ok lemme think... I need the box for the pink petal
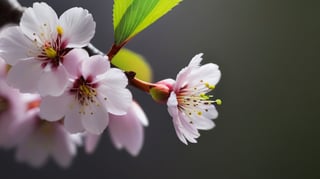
[39,94,72,122]
[108,103,145,156]
[38,66,69,96]
[59,7,95,47]
[63,48,88,78]
[20,2,59,41]
[81,104,109,135]
[81,55,110,80]
[84,133,101,154]
[15,118,50,168]
[7,59,42,93]
[51,124,77,168]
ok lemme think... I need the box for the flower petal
[0,26,36,65]
[38,66,69,96]
[108,104,145,156]
[20,2,59,42]
[98,85,132,115]
[7,59,42,93]
[59,7,96,47]
[84,133,101,154]
[81,104,109,135]
[51,124,77,168]
[64,103,84,133]
[63,48,88,77]
[39,94,72,122]
[81,55,110,80]
[132,101,149,126]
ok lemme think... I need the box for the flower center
[177,80,222,118]
[70,76,99,111]
[0,96,9,115]
[44,47,57,59]
[32,24,69,69]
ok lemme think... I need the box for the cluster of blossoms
[0,2,221,168]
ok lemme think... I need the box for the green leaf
[112,48,153,82]
[113,0,182,45]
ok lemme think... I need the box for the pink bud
[150,79,174,104]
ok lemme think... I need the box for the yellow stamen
[205,83,215,90]
[56,26,64,35]
[44,47,57,59]
[80,85,91,96]
[200,93,210,100]
[215,99,222,105]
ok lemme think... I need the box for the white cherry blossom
[0,2,96,96]
[166,53,221,144]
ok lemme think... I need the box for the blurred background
[0,0,319,178]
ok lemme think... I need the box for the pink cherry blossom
[0,2,96,96]
[10,106,82,168]
[166,53,221,144]
[0,70,25,148]
[40,49,132,135]
[85,101,148,156]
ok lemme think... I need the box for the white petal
[108,108,144,156]
[39,94,71,121]
[64,103,85,133]
[7,59,42,93]
[81,55,110,79]
[84,133,101,154]
[81,104,109,135]
[172,117,188,145]
[193,117,215,130]
[59,7,95,47]
[63,48,88,77]
[20,2,59,41]
[97,68,128,88]
[188,53,203,67]
[98,85,132,115]
[188,63,221,87]
[0,26,35,65]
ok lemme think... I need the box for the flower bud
[150,79,174,104]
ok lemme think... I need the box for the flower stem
[107,42,127,61]
[125,71,155,93]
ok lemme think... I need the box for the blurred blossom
[11,106,82,168]
[0,67,25,148]
[85,101,148,156]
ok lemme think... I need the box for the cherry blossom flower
[0,64,25,148]
[40,49,132,135]
[85,101,148,156]
[10,106,82,168]
[0,2,96,96]
[164,53,221,144]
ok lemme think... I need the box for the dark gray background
[1,0,319,178]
